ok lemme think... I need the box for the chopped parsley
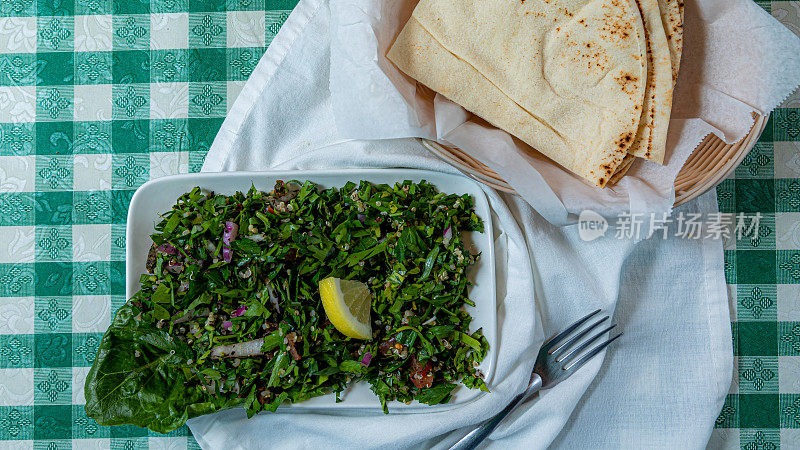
[85,180,489,433]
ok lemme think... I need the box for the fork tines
[542,309,622,372]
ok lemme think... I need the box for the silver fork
[450,309,622,450]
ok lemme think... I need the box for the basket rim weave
[422,113,769,207]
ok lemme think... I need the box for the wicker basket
[422,114,769,207]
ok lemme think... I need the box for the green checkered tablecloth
[0,0,798,448]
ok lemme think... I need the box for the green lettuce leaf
[84,303,239,433]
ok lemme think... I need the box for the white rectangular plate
[126,169,496,411]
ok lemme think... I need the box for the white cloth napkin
[190,0,732,447]
[328,0,800,224]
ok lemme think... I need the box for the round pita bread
[388,0,649,187]
[626,0,674,164]
[657,0,684,84]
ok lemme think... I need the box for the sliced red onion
[221,222,239,263]
[157,244,178,255]
[210,338,264,359]
[443,226,453,245]
[222,320,233,331]
[223,221,239,245]
[177,280,190,293]
[360,352,373,367]
[166,260,184,273]
[231,305,247,317]
[357,214,366,223]
[267,285,280,314]
[422,316,437,326]
[173,311,193,324]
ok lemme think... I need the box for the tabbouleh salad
[85,179,489,433]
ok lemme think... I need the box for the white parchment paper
[329,0,800,224]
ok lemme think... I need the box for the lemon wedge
[319,277,373,340]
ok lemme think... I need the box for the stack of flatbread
[387,0,684,188]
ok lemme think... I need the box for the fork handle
[449,374,543,450]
